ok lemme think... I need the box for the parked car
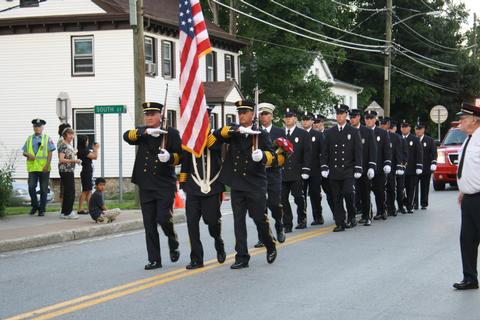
[433,121,467,191]
[9,181,54,206]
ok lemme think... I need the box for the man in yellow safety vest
[22,119,56,216]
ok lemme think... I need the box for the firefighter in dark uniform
[364,110,392,220]
[123,102,182,270]
[212,100,277,269]
[391,120,408,213]
[380,118,404,216]
[400,119,423,213]
[320,104,363,232]
[313,114,335,214]
[254,102,286,248]
[350,109,377,226]
[179,107,227,270]
[414,122,438,210]
[282,108,312,232]
[301,111,325,225]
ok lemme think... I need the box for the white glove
[158,149,171,163]
[146,128,167,137]
[367,168,375,180]
[354,172,362,179]
[383,165,391,175]
[430,164,437,172]
[321,170,329,178]
[301,174,310,180]
[239,127,261,135]
[396,169,405,176]
[252,149,263,162]
[416,169,423,175]
[178,189,186,201]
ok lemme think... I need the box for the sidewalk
[0,209,186,253]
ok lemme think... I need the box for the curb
[0,211,186,253]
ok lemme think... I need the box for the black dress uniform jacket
[320,125,363,179]
[123,126,182,193]
[372,126,392,173]
[404,133,423,175]
[308,129,324,176]
[388,132,405,170]
[357,125,377,172]
[419,135,438,171]
[283,127,312,182]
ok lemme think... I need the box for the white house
[0,0,246,183]
[309,56,363,117]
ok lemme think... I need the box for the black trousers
[330,178,356,226]
[231,189,275,263]
[396,174,406,210]
[139,189,179,263]
[321,178,335,215]
[386,172,397,214]
[282,180,306,228]
[60,172,75,215]
[460,193,480,283]
[28,171,50,213]
[185,193,223,264]
[414,173,432,208]
[371,173,387,215]
[355,175,372,220]
[404,175,419,211]
[303,175,323,221]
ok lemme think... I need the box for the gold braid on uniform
[172,153,180,166]
[264,151,274,167]
[277,154,285,167]
[128,129,138,142]
[220,126,232,139]
[179,172,188,183]
[207,134,217,148]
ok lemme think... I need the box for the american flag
[178,0,212,156]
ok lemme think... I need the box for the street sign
[430,105,448,124]
[94,105,127,114]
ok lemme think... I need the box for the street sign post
[94,105,127,201]
[430,105,448,141]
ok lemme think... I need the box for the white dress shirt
[337,124,346,131]
[285,126,296,136]
[262,124,272,133]
[458,127,480,194]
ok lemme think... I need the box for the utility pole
[132,0,145,127]
[383,0,393,117]
[473,13,477,61]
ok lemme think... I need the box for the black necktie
[339,126,343,132]
[458,135,472,179]
[287,129,291,139]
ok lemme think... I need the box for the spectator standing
[58,128,81,219]
[77,136,99,215]
[57,123,71,204]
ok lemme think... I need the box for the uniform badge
[410,141,413,146]
[312,136,316,142]
[362,138,365,144]
[377,136,381,142]
[347,134,351,140]
[423,142,427,147]
[390,143,393,148]
[295,137,299,143]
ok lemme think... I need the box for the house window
[206,51,217,82]
[226,114,236,125]
[225,54,235,80]
[162,40,175,78]
[71,36,94,76]
[210,113,219,130]
[145,36,157,76]
[20,0,39,7]
[167,110,177,128]
[73,109,95,148]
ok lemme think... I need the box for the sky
[458,0,480,26]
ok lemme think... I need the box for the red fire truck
[433,121,467,190]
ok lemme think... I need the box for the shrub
[0,147,17,217]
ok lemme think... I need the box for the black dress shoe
[170,249,180,262]
[217,250,226,264]
[295,223,307,230]
[284,227,292,233]
[254,240,265,248]
[358,218,367,224]
[29,207,38,215]
[38,211,45,217]
[364,219,372,226]
[421,206,427,210]
[349,218,357,227]
[311,217,324,226]
[230,261,249,269]
[373,214,382,220]
[414,206,419,210]
[345,221,352,229]
[391,211,398,217]
[333,225,345,232]
[399,207,407,214]
[276,230,286,243]
[407,209,414,214]
[453,280,479,290]
[144,261,162,270]
[266,249,277,264]
[382,213,387,220]
[186,261,204,270]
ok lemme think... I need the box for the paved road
[1,186,479,320]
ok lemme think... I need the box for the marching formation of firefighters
[123,100,438,271]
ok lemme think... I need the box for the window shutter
[171,41,176,79]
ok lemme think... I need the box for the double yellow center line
[6,225,334,320]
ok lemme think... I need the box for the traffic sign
[430,105,448,124]
[94,105,127,114]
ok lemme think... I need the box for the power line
[393,43,458,68]
[396,50,457,73]
[419,0,436,12]
[336,9,384,41]
[212,0,385,53]
[240,0,386,49]
[393,66,458,93]
[269,0,386,43]
[329,0,383,12]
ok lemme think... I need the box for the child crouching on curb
[89,178,121,223]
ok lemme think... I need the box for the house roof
[333,79,363,93]
[203,81,244,104]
